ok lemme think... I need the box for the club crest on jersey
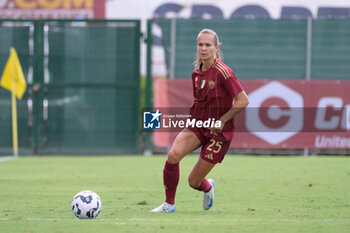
[209,80,215,89]
[195,77,198,88]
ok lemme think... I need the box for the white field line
[7,218,346,223]
[0,156,16,163]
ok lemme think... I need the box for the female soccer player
[151,29,249,212]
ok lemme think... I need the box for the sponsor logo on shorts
[204,153,213,160]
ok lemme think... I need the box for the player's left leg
[188,158,216,210]
[188,158,215,191]
[188,138,231,210]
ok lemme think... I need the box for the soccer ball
[71,190,102,219]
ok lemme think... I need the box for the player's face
[197,33,218,62]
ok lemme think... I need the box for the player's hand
[210,119,224,135]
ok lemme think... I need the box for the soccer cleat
[203,179,215,210]
[150,202,176,213]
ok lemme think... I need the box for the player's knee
[188,176,200,189]
[167,149,181,164]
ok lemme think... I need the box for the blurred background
[0,0,349,156]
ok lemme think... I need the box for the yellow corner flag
[0,47,27,158]
[0,47,27,99]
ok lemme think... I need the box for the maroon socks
[163,160,179,205]
[194,178,212,192]
[163,161,212,204]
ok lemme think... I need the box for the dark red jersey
[189,59,244,141]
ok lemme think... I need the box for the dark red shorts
[188,127,231,164]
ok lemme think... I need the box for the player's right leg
[167,128,202,164]
[151,129,202,213]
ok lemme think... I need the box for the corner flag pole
[0,47,27,158]
[11,82,19,158]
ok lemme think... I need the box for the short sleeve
[222,70,243,97]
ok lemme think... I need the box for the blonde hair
[193,29,223,68]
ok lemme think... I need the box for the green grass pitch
[0,155,349,233]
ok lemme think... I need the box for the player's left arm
[220,90,249,124]
[210,91,249,134]
[210,69,249,134]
